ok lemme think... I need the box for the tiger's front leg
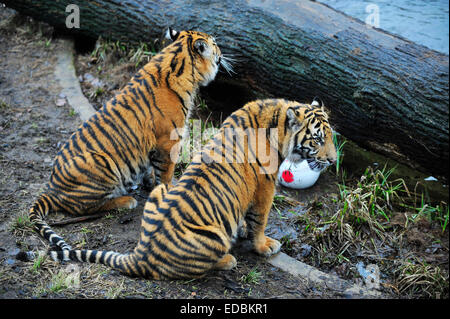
[246,181,281,257]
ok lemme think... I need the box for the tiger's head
[283,100,337,172]
[165,28,232,86]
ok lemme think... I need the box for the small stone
[84,73,94,82]
[5,258,16,266]
[55,98,66,107]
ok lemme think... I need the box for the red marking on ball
[282,170,294,183]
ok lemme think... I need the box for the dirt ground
[0,8,447,300]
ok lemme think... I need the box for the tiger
[50,98,337,279]
[29,28,229,251]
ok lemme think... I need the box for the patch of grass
[75,237,87,249]
[91,38,127,63]
[43,264,82,295]
[31,253,46,273]
[91,37,157,69]
[332,131,346,176]
[280,234,294,252]
[0,99,10,109]
[440,206,449,233]
[293,164,448,297]
[336,165,407,238]
[48,271,69,293]
[272,195,285,219]
[197,98,209,112]
[272,194,301,219]
[394,259,449,298]
[240,267,262,284]
[104,212,116,219]
[10,214,34,233]
[403,194,449,234]
[37,137,48,144]
[89,87,104,99]
[105,279,125,299]
[42,37,52,49]
[80,227,93,234]
[68,108,77,117]
[129,42,157,68]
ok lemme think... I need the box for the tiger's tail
[49,249,143,278]
[29,194,72,250]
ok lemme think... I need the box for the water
[318,0,449,54]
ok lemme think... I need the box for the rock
[5,258,16,266]
[8,248,20,256]
[55,98,66,106]
[83,73,94,82]
[90,78,104,88]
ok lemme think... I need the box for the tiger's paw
[254,236,281,257]
[99,196,138,211]
[122,196,138,209]
[213,254,237,270]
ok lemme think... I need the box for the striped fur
[50,99,337,279]
[30,29,224,250]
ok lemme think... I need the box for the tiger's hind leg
[213,254,237,270]
[62,151,137,213]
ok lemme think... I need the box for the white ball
[278,159,321,189]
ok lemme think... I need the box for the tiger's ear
[311,97,321,107]
[312,97,326,113]
[165,27,180,41]
[194,39,208,55]
[286,107,303,129]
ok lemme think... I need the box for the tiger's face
[166,28,226,86]
[284,100,337,172]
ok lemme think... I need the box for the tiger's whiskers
[220,55,236,76]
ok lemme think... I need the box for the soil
[0,8,447,299]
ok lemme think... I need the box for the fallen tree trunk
[3,0,449,178]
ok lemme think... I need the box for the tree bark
[3,0,449,178]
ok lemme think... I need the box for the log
[3,0,449,178]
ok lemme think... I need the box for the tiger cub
[51,99,337,279]
[29,29,227,251]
